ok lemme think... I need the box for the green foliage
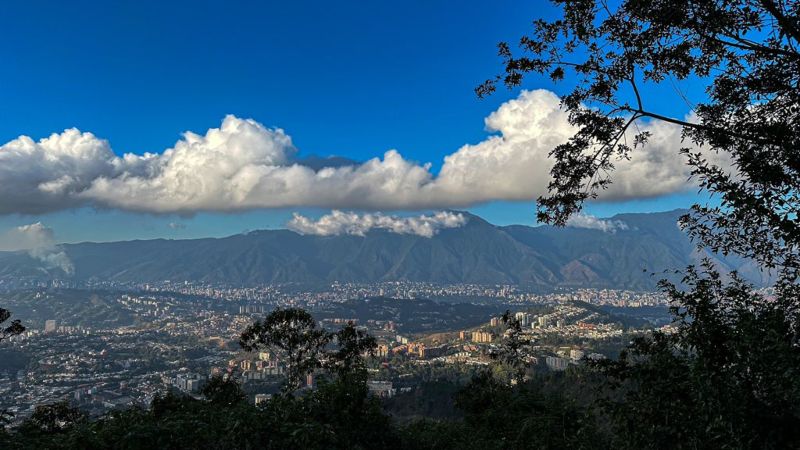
[490,310,528,383]
[591,263,800,449]
[0,307,25,431]
[383,380,464,420]
[240,308,379,395]
[200,375,246,407]
[447,371,603,449]
[239,308,332,393]
[9,400,88,449]
[479,0,800,274]
[0,307,24,343]
[477,1,800,447]
[325,322,377,378]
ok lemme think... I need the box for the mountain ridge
[0,209,767,290]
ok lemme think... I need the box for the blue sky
[0,0,709,244]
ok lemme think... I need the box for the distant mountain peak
[0,209,768,290]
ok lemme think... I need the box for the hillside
[0,210,767,290]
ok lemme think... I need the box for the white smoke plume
[0,223,74,274]
[287,211,467,237]
[565,213,629,233]
[0,90,732,215]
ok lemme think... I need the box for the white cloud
[565,213,629,233]
[168,222,187,230]
[287,211,467,237]
[0,129,117,214]
[0,90,729,215]
[0,223,74,274]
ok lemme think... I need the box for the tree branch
[759,0,800,44]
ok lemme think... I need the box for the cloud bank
[0,223,74,274]
[287,211,467,237]
[0,90,729,215]
[565,213,629,233]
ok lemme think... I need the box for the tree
[489,310,528,384]
[0,308,24,343]
[240,308,332,393]
[200,375,246,406]
[0,410,12,431]
[237,312,395,448]
[479,0,800,272]
[450,370,603,449]
[589,263,800,449]
[0,308,24,431]
[325,321,377,379]
[18,401,86,435]
[480,1,800,446]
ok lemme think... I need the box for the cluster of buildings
[373,338,448,360]
[416,303,630,372]
[172,373,206,393]
[21,279,670,308]
[465,330,493,343]
[0,283,662,424]
[230,352,284,380]
[559,288,667,307]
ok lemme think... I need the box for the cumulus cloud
[0,223,74,274]
[565,213,629,233]
[287,211,467,237]
[0,129,117,214]
[0,90,730,215]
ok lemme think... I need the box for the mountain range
[0,210,770,291]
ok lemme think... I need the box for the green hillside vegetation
[0,210,770,290]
